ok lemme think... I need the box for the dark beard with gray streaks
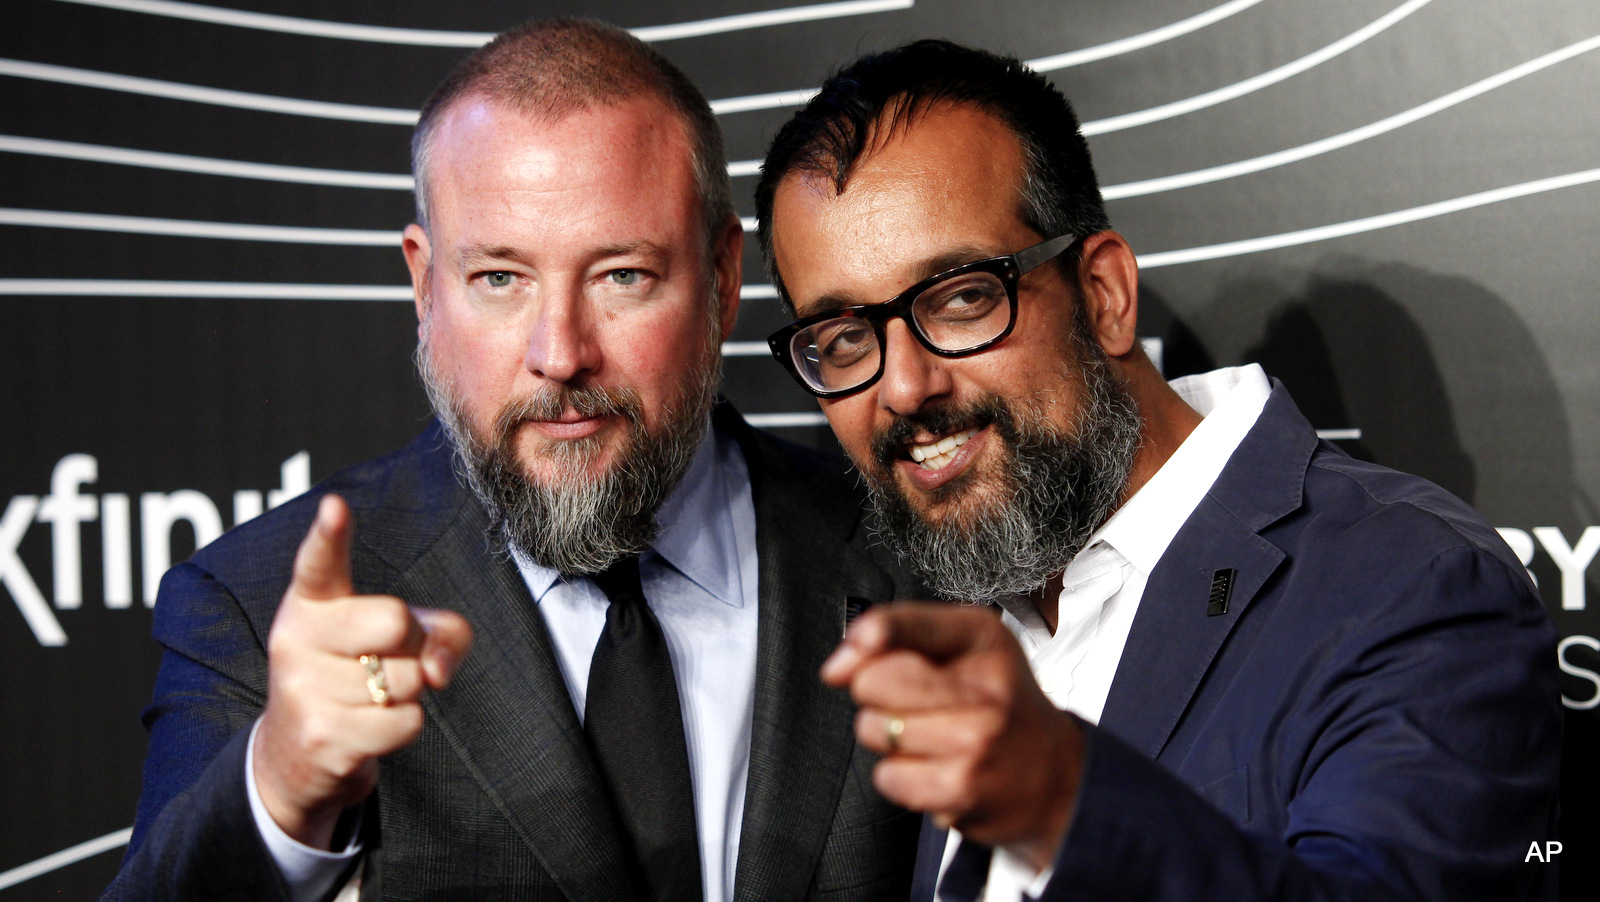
[861,341,1142,603]
[418,332,717,577]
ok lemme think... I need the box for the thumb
[289,494,355,601]
[414,608,474,689]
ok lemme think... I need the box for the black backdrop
[2,0,1597,897]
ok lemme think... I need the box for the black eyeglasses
[767,234,1079,398]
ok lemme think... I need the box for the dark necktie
[585,555,703,902]
[937,837,994,902]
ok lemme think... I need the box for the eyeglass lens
[789,269,1012,393]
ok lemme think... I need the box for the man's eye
[482,272,514,288]
[818,321,875,364]
[608,269,639,286]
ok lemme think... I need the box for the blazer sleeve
[1036,542,1561,902]
[101,561,295,902]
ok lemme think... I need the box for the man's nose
[875,318,952,416]
[524,289,601,383]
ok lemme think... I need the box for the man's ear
[713,213,744,341]
[402,223,433,329]
[1075,231,1140,358]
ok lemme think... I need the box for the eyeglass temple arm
[1014,233,1077,274]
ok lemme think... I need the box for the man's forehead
[772,105,1033,306]
[431,93,688,174]
[423,94,702,251]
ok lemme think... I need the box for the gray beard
[417,327,718,577]
[861,333,1142,604]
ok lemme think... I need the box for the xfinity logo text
[1,453,309,646]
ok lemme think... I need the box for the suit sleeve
[1037,543,1561,902]
[101,561,296,902]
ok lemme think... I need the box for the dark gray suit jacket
[105,406,921,900]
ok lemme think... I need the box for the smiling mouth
[905,427,979,471]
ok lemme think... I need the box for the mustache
[491,382,644,439]
[869,396,1011,472]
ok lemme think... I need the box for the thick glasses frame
[767,233,1080,398]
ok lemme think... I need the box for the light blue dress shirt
[512,422,760,902]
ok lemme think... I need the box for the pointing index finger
[290,494,355,602]
[821,601,998,686]
[872,601,999,661]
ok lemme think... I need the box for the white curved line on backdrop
[54,0,913,45]
[15,168,1599,279]
[710,88,822,116]
[0,58,419,124]
[1102,32,1600,199]
[1135,166,1600,268]
[1027,0,1268,71]
[0,279,782,302]
[0,135,762,189]
[0,208,400,245]
[26,164,1600,285]
[1080,0,1432,136]
[0,280,414,299]
[5,0,1299,125]
[18,29,1586,207]
[0,828,132,890]
[0,134,416,189]
[711,0,1275,114]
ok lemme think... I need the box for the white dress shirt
[248,422,760,902]
[939,364,1273,902]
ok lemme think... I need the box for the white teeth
[909,427,978,471]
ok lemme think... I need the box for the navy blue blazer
[912,382,1560,901]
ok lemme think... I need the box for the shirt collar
[511,420,746,608]
[1092,363,1272,575]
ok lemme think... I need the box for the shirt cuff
[245,718,363,902]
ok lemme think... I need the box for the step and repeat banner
[2,0,1596,897]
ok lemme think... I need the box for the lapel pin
[1207,569,1236,617]
[844,597,872,635]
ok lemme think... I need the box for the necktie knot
[591,555,645,607]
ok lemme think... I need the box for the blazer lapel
[1098,382,1314,760]
[364,455,640,900]
[722,410,900,901]
[1098,500,1284,759]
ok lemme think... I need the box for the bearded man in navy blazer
[105,19,921,902]
[756,39,1561,902]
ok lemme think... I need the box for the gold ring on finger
[359,654,390,706]
[885,714,905,754]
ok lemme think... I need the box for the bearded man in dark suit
[105,19,918,902]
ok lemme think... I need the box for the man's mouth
[906,427,980,471]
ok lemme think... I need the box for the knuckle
[854,710,876,746]
[394,704,426,741]
[365,600,412,645]
[944,764,981,813]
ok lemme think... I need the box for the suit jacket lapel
[359,438,640,900]
[1098,382,1314,760]
[721,408,900,901]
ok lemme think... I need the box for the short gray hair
[412,17,732,251]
